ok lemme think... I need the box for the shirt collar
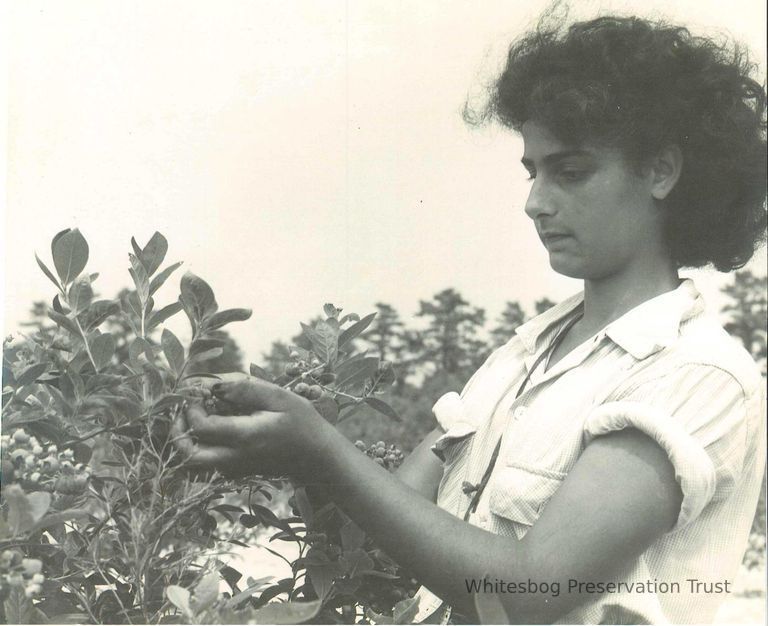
[514,278,706,360]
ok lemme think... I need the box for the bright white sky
[2,0,766,360]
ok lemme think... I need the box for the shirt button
[513,406,527,420]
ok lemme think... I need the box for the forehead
[521,120,582,159]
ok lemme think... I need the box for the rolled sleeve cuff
[583,401,717,531]
[429,392,477,462]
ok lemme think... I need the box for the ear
[650,144,683,200]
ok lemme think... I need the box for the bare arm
[392,426,445,502]
[308,425,682,623]
[180,380,684,624]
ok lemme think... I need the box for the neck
[581,256,680,335]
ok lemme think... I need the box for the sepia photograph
[1,1,766,624]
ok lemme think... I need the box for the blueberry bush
[0,229,420,624]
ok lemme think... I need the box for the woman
[174,12,766,624]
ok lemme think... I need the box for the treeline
[257,271,766,454]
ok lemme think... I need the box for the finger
[185,403,244,445]
[213,377,295,411]
[185,443,240,469]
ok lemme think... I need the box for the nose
[524,177,556,220]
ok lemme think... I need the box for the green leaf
[250,599,322,625]
[16,363,49,386]
[166,586,193,619]
[292,486,313,527]
[189,347,223,363]
[340,519,365,552]
[323,303,342,319]
[392,597,420,624]
[180,271,218,321]
[52,228,88,285]
[312,395,339,424]
[473,590,510,625]
[35,253,62,290]
[338,312,377,349]
[67,277,94,314]
[47,310,81,337]
[161,329,185,375]
[189,338,226,357]
[339,548,374,579]
[129,253,150,305]
[308,319,339,364]
[144,366,164,401]
[91,333,115,371]
[149,261,183,295]
[4,485,50,536]
[139,231,168,276]
[83,299,121,331]
[364,397,401,421]
[129,337,154,365]
[249,363,273,382]
[334,356,378,391]
[192,573,220,612]
[3,587,35,625]
[204,308,252,331]
[147,301,183,331]
[27,492,53,523]
[305,549,341,603]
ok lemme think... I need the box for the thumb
[212,377,296,411]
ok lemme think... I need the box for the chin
[548,256,589,279]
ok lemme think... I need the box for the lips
[540,231,573,244]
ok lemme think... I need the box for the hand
[171,376,328,479]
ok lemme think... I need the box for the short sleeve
[582,364,748,531]
[429,346,505,460]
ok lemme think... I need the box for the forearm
[303,421,560,623]
[392,427,444,502]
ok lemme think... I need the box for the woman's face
[520,121,665,280]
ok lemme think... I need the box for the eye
[557,168,588,182]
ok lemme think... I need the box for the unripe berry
[307,385,323,401]
[32,445,43,456]
[31,574,45,585]
[374,457,385,466]
[285,364,302,377]
[46,445,57,455]
[61,449,74,461]
[13,429,29,444]
[29,472,41,483]
[289,350,300,360]
[22,559,42,575]
[318,372,336,385]
[310,358,321,367]
[376,441,385,449]
[294,382,310,397]
[24,455,36,469]
[25,584,42,598]
[354,440,366,451]
[8,572,24,587]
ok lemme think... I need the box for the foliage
[1,230,410,624]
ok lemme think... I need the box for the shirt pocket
[488,461,566,540]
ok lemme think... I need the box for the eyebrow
[520,149,592,169]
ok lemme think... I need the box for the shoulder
[674,312,764,402]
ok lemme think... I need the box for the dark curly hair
[469,11,767,271]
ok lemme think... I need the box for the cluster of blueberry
[0,429,89,495]
[0,550,44,600]
[354,440,404,470]
[284,351,336,401]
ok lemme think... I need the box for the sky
[2,0,766,361]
